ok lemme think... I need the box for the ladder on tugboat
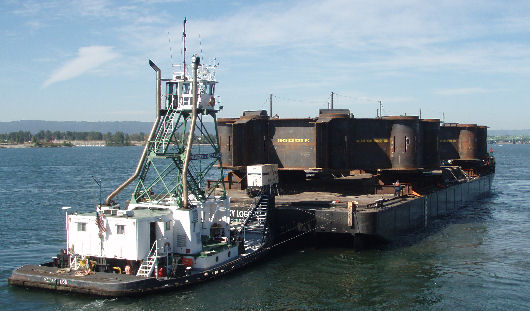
[153,109,179,154]
[137,240,158,277]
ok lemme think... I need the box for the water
[1,145,529,310]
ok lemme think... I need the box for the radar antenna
[182,17,187,80]
[168,31,173,63]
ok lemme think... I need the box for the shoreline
[2,142,528,149]
[0,142,217,149]
[0,141,145,149]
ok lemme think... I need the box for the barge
[218,110,495,246]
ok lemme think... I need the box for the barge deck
[228,173,494,244]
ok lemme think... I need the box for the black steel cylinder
[386,116,422,169]
[316,113,351,169]
[457,124,477,160]
[217,118,237,167]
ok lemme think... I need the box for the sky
[1,0,529,130]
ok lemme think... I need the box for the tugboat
[8,26,278,296]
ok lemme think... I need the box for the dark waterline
[1,145,529,310]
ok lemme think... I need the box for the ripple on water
[1,145,529,310]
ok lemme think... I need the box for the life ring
[209,96,215,107]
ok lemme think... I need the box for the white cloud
[433,88,495,96]
[42,46,119,88]
[26,20,42,30]
[171,1,530,74]
[16,1,530,76]
[107,109,152,116]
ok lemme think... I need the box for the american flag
[96,211,106,233]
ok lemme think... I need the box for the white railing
[136,240,158,277]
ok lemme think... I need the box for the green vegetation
[104,132,131,146]
[33,141,74,148]
[0,130,217,147]
[0,131,32,144]
[0,130,148,147]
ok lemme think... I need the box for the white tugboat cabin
[67,195,236,275]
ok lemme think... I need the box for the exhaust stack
[182,55,200,208]
[104,60,162,205]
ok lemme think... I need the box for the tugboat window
[165,221,170,231]
[77,222,86,231]
[168,83,177,95]
[117,225,125,234]
[204,83,214,95]
[182,83,190,94]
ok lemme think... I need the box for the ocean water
[0,144,528,310]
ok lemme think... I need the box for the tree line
[0,130,148,146]
[487,135,530,144]
[0,130,218,146]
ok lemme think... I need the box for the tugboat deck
[10,240,270,297]
[9,264,156,296]
[13,265,142,284]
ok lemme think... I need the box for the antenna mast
[168,31,173,63]
[183,17,187,79]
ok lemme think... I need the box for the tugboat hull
[9,247,269,297]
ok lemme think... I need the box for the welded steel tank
[421,119,440,169]
[439,123,460,161]
[268,118,316,169]
[316,110,352,169]
[233,112,269,166]
[217,118,238,167]
[350,118,392,170]
[385,116,422,169]
[476,125,488,159]
[457,124,478,160]
[217,111,269,168]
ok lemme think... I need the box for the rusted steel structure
[384,116,422,170]
[439,123,461,161]
[476,126,488,159]
[421,119,441,169]
[218,110,490,175]
[458,124,478,160]
[439,123,490,162]
[350,118,391,170]
[221,110,496,249]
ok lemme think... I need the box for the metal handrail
[149,240,158,258]
[240,190,266,230]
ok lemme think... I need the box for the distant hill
[488,129,530,136]
[0,120,153,134]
